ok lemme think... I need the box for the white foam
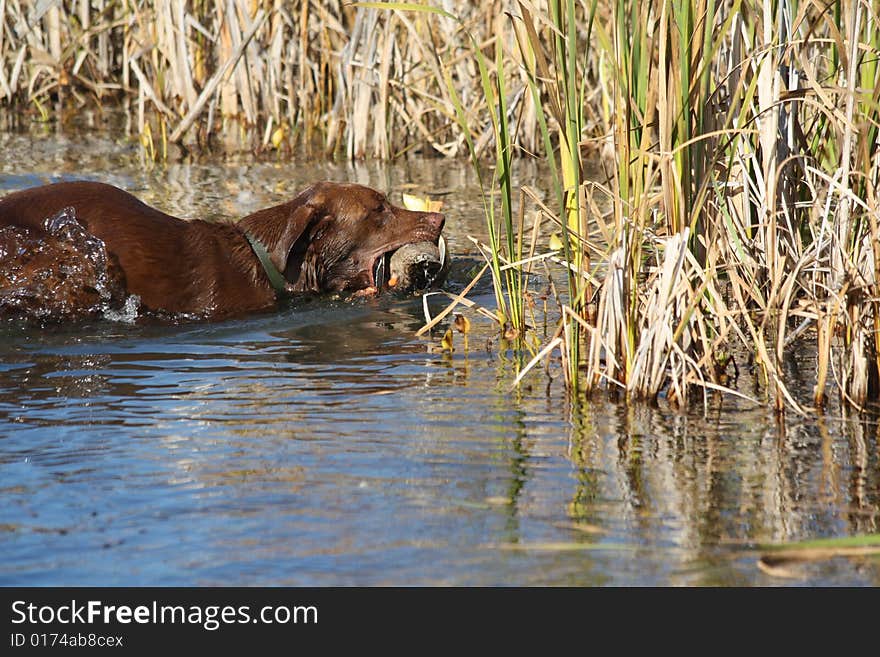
[102,295,141,324]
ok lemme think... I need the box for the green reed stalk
[488,30,524,333]
[557,0,590,390]
[359,2,524,333]
[441,64,511,322]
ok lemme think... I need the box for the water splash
[102,294,141,324]
[0,206,134,321]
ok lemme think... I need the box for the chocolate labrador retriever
[0,181,445,320]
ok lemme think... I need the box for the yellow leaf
[441,328,454,352]
[453,313,470,352]
[403,193,443,213]
[271,126,285,149]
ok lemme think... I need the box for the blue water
[1,130,878,586]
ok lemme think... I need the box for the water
[1,125,878,586]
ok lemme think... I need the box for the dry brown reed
[0,1,531,157]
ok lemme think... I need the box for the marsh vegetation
[2,0,879,414]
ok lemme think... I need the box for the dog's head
[239,182,445,294]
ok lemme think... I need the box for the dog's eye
[373,201,391,222]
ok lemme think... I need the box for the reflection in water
[562,398,880,584]
[0,129,878,585]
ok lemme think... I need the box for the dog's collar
[243,230,289,295]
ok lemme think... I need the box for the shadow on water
[0,123,878,585]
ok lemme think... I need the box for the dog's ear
[239,196,318,277]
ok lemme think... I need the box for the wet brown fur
[0,181,444,320]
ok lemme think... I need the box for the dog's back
[0,182,271,318]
